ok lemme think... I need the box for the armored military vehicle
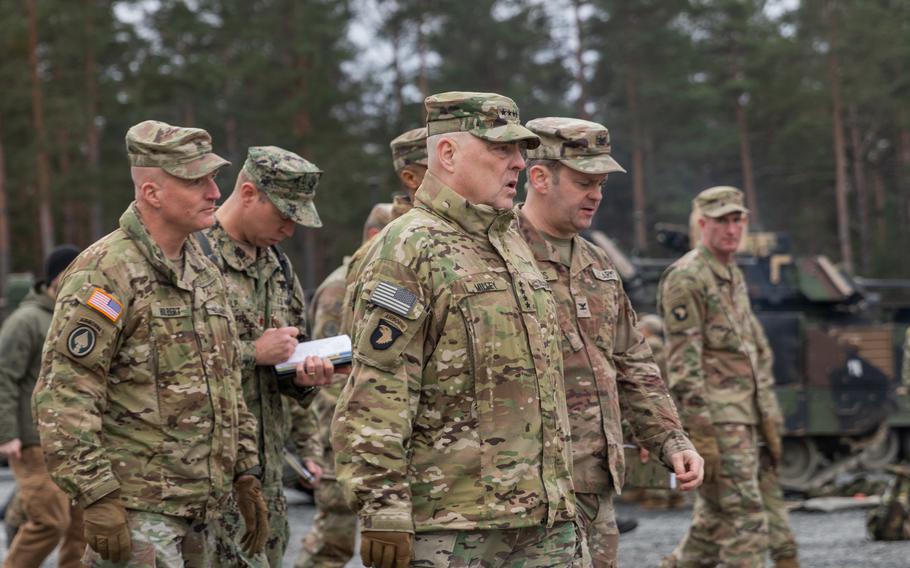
[590,228,910,492]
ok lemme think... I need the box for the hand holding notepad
[274,335,353,375]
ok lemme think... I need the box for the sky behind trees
[1,0,907,291]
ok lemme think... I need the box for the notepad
[274,334,353,375]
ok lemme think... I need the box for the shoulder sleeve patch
[369,280,418,318]
[85,287,123,323]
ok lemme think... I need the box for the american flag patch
[86,288,123,323]
[369,281,417,317]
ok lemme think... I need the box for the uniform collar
[698,244,734,282]
[415,171,516,239]
[208,220,279,280]
[120,202,213,290]
[516,206,596,276]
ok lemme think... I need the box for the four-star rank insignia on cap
[370,319,403,350]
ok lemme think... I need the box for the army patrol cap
[242,146,323,228]
[693,186,749,218]
[126,120,230,180]
[424,91,540,149]
[390,127,429,172]
[525,117,626,175]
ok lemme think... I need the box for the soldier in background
[0,245,84,568]
[294,126,424,568]
[33,120,267,566]
[658,186,799,568]
[332,92,580,568]
[202,146,336,567]
[518,117,702,567]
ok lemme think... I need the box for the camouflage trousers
[212,483,288,567]
[410,520,589,567]
[575,492,618,568]
[666,423,768,568]
[82,510,212,568]
[294,478,357,568]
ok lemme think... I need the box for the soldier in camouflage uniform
[203,145,336,567]
[295,128,423,568]
[658,186,799,568]
[0,245,84,568]
[518,117,702,568]
[332,92,581,568]
[32,120,268,567]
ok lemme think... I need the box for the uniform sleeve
[658,268,715,439]
[31,271,125,506]
[276,273,317,404]
[0,309,38,443]
[613,289,694,466]
[234,361,261,475]
[331,258,429,533]
[750,314,783,425]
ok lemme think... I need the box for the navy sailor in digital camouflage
[332,92,586,568]
[518,116,703,568]
[203,145,338,568]
[32,120,267,567]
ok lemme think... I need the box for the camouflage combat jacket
[32,204,259,518]
[0,287,55,449]
[658,244,779,434]
[332,172,574,533]
[517,210,691,495]
[294,259,349,479]
[201,221,316,488]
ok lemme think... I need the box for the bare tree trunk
[27,0,54,259]
[0,114,11,293]
[825,0,853,272]
[571,0,589,119]
[847,103,870,272]
[417,13,428,104]
[83,0,103,242]
[734,96,760,226]
[55,125,80,244]
[870,167,886,244]
[626,71,647,253]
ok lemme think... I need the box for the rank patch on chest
[370,319,403,350]
[575,296,592,318]
[593,268,618,282]
[672,304,689,322]
[86,288,123,323]
[67,325,97,357]
[369,281,418,317]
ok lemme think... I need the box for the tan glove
[235,475,269,555]
[760,419,783,466]
[360,530,413,568]
[83,490,131,563]
[690,432,721,484]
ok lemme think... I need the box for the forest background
[1,0,908,293]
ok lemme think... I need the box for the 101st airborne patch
[671,304,689,322]
[370,319,403,350]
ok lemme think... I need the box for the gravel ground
[3,468,909,567]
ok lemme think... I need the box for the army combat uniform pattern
[332,170,579,565]
[518,209,693,567]
[659,244,796,567]
[33,204,260,565]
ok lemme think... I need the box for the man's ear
[435,136,458,174]
[139,180,163,208]
[527,164,551,194]
[398,168,420,191]
[239,182,260,206]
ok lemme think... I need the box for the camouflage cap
[693,186,748,218]
[424,91,540,149]
[525,117,626,175]
[242,146,323,228]
[390,127,429,172]
[126,120,230,180]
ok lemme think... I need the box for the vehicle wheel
[860,430,900,471]
[778,437,821,490]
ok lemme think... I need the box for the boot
[775,555,800,568]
